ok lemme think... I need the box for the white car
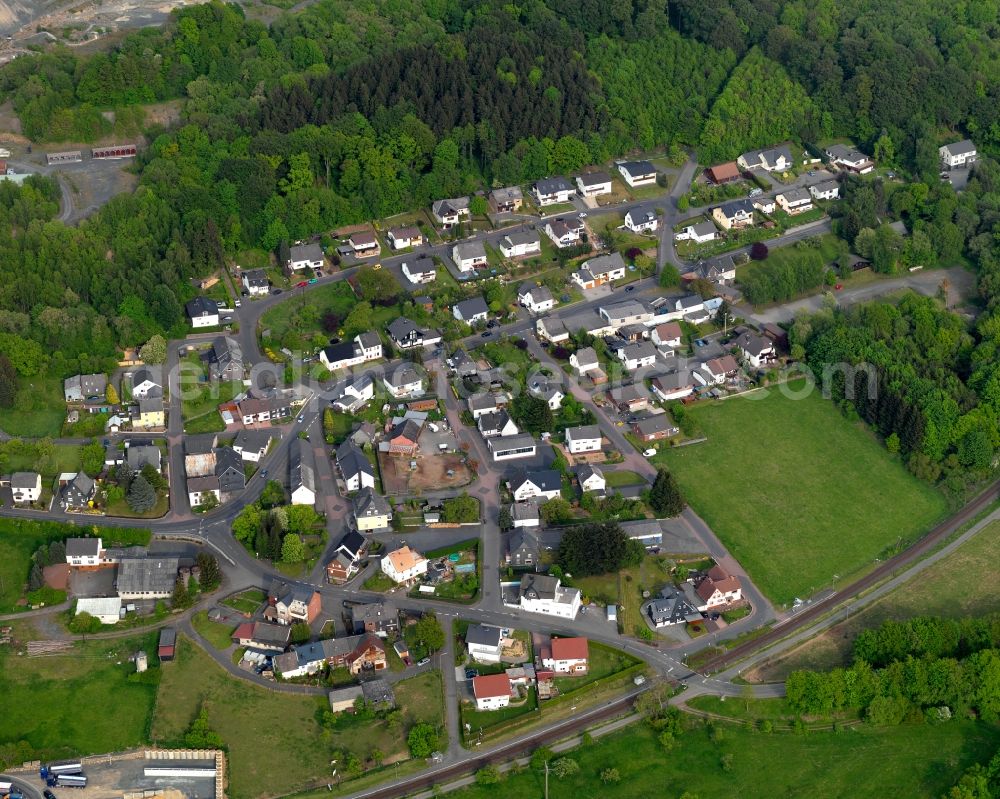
[643,448,657,457]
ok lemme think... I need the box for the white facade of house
[488,435,537,462]
[576,173,612,196]
[617,161,656,187]
[565,426,602,454]
[940,140,978,168]
[401,261,436,284]
[579,470,606,493]
[521,586,581,619]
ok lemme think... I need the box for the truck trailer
[54,775,87,789]
[40,762,82,780]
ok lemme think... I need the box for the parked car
[748,187,763,197]
[465,668,478,679]
[234,299,241,307]
[417,657,430,667]
[642,448,657,457]
[481,331,492,338]
[272,289,282,295]
[625,286,635,292]
[296,281,308,288]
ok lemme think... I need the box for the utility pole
[544,760,550,799]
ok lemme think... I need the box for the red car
[834,283,843,291]
[296,281,308,288]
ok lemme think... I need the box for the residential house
[477,410,519,438]
[388,318,440,350]
[326,686,364,714]
[632,413,679,441]
[130,368,161,399]
[387,226,423,250]
[517,283,555,313]
[473,673,513,710]
[570,347,599,375]
[386,418,422,456]
[325,530,368,583]
[382,363,424,398]
[233,429,273,462]
[511,500,541,529]
[235,392,293,425]
[737,145,793,172]
[214,446,246,495]
[507,526,539,564]
[132,397,167,430]
[349,602,399,637]
[698,355,741,385]
[242,268,269,296]
[618,340,658,370]
[267,579,323,626]
[825,144,875,174]
[571,252,627,290]
[453,240,488,272]
[536,317,570,344]
[320,331,384,371]
[576,464,606,493]
[60,471,95,511]
[231,621,289,652]
[565,425,602,454]
[287,243,325,272]
[336,440,375,491]
[347,231,380,259]
[466,624,504,664]
[517,573,581,618]
[489,186,523,214]
[706,162,741,184]
[116,557,179,600]
[533,177,575,206]
[186,296,220,328]
[675,220,718,243]
[712,198,755,230]
[328,634,388,674]
[499,230,541,258]
[646,586,701,627]
[431,197,470,227]
[453,296,490,325]
[126,443,161,473]
[65,537,102,566]
[353,488,392,531]
[735,331,776,368]
[650,371,695,402]
[401,255,437,284]
[576,171,612,197]
[381,545,428,583]
[187,476,221,507]
[289,438,317,506]
[541,637,589,675]
[64,373,107,404]
[207,336,243,380]
[624,204,659,233]
[809,180,840,201]
[332,374,376,412]
[693,565,743,610]
[940,139,977,169]
[468,392,508,419]
[9,472,41,504]
[651,322,682,349]
[776,187,813,215]
[544,217,584,248]
[600,299,652,327]
[488,434,537,462]
[184,437,216,476]
[510,470,562,502]
[527,376,564,410]
[752,196,776,214]
[684,257,737,286]
[610,384,648,413]
[617,160,656,187]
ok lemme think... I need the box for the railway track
[699,478,1000,673]
[355,694,639,799]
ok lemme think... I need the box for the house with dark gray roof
[533,177,575,206]
[290,438,317,506]
[336,440,375,492]
[116,556,179,599]
[207,336,243,380]
[60,472,95,510]
[453,296,490,324]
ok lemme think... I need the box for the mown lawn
[191,610,236,650]
[0,629,159,760]
[260,280,356,351]
[5,443,82,480]
[445,718,1000,799]
[152,637,445,799]
[659,387,946,605]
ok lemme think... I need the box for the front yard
[657,384,947,606]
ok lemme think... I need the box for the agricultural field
[658,386,947,605]
[445,718,1000,799]
[152,637,445,799]
[751,518,1000,681]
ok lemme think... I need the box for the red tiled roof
[707,162,740,182]
[550,637,589,661]
[232,622,253,641]
[473,673,513,699]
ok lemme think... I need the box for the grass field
[0,376,67,438]
[191,610,236,649]
[222,588,265,615]
[260,281,356,351]
[752,518,1000,681]
[658,387,946,605]
[5,443,82,479]
[602,470,645,488]
[0,628,159,760]
[152,637,445,799]
[0,521,76,611]
[445,718,1000,799]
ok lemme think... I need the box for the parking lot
[31,757,218,799]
